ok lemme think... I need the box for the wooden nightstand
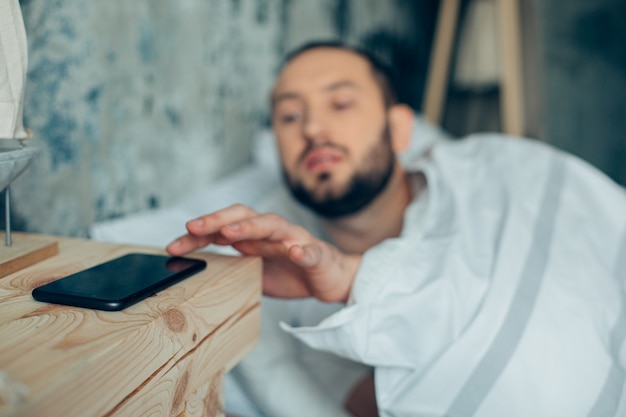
[0,234,261,417]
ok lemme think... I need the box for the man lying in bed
[168,41,626,417]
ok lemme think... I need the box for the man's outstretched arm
[166,204,361,303]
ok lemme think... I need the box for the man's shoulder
[403,134,557,172]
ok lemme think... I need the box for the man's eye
[278,113,302,124]
[333,100,353,111]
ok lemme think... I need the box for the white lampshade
[0,0,29,140]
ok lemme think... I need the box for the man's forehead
[272,47,374,98]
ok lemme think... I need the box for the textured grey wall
[16,0,280,236]
[8,0,432,237]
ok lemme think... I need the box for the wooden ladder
[422,0,525,136]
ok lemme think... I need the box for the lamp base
[0,232,58,278]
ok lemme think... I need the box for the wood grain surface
[0,236,261,417]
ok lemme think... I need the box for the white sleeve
[283,233,488,366]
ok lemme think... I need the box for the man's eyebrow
[271,81,359,108]
[272,92,302,107]
[323,80,358,92]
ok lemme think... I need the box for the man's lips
[302,148,345,172]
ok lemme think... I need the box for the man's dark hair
[280,40,400,108]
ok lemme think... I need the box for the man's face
[271,47,395,218]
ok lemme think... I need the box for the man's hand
[166,204,361,303]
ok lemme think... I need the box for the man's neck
[322,163,417,254]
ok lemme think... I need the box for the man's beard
[282,122,395,219]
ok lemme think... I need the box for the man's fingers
[168,204,260,255]
[168,205,358,303]
[219,212,308,243]
[186,204,258,236]
[231,240,289,257]
[291,244,360,303]
[288,243,322,268]
[168,208,305,257]
[166,233,219,256]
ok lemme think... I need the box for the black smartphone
[32,253,207,311]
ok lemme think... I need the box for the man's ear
[387,104,414,154]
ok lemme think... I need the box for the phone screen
[32,253,207,311]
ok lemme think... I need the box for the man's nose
[302,113,330,144]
